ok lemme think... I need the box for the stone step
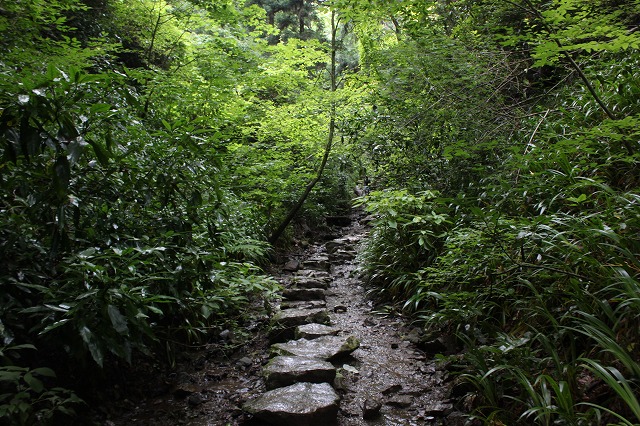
[269,308,331,343]
[263,356,336,390]
[243,382,340,426]
[296,269,331,280]
[280,300,327,310]
[329,249,357,262]
[295,323,341,340]
[302,257,331,272]
[282,288,326,301]
[291,276,330,289]
[270,335,360,360]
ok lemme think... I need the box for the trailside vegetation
[1,0,639,424]
[348,0,640,424]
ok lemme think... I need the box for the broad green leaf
[107,305,129,335]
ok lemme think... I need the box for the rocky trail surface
[103,210,463,425]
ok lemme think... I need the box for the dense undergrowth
[0,1,353,423]
[2,0,640,424]
[352,0,640,423]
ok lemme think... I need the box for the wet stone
[324,239,352,254]
[270,335,360,360]
[382,384,402,395]
[297,270,331,280]
[302,257,331,272]
[243,382,340,426]
[386,394,413,408]
[269,308,331,343]
[291,277,330,290]
[283,259,301,272]
[263,356,336,390]
[280,300,327,310]
[329,250,357,262]
[424,402,454,416]
[283,288,326,301]
[187,393,204,406]
[295,323,341,339]
[362,398,382,420]
[272,308,330,328]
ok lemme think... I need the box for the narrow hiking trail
[103,209,462,425]
[242,209,461,425]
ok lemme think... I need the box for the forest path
[242,210,458,425]
[103,210,459,425]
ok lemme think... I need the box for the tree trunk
[268,10,338,245]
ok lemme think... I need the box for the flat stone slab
[280,300,327,310]
[271,335,360,360]
[291,277,330,289]
[264,356,336,390]
[269,308,331,343]
[272,308,330,328]
[297,270,331,280]
[325,237,358,254]
[295,323,341,339]
[283,288,326,301]
[243,382,339,426]
[329,249,357,261]
[302,257,331,272]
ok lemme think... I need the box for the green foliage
[0,345,83,425]
[355,189,451,302]
[349,0,640,423]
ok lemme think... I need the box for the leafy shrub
[0,345,83,425]
[355,189,452,303]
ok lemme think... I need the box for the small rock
[333,305,347,313]
[444,411,469,426]
[386,395,413,408]
[404,327,423,344]
[173,383,199,398]
[381,384,402,395]
[237,357,253,367]
[187,393,204,406]
[362,398,382,420]
[219,329,232,341]
[284,259,301,272]
[425,402,454,416]
[363,318,377,327]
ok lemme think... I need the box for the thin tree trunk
[268,10,338,245]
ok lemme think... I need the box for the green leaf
[23,372,44,393]
[79,326,103,367]
[31,367,56,378]
[107,305,129,335]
